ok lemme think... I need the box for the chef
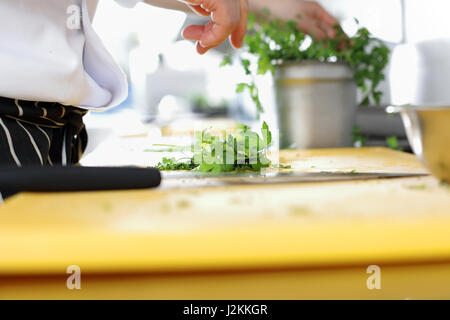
[0,0,337,167]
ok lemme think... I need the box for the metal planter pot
[275,61,357,149]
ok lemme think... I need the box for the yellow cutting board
[1,147,448,274]
[2,147,450,299]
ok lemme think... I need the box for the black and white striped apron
[0,97,88,167]
[0,97,88,201]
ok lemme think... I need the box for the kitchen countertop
[1,147,450,299]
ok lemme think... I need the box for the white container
[390,39,450,106]
[275,61,357,149]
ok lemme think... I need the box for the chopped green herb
[156,122,272,172]
[405,184,427,191]
[157,157,197,171]
[219,54,232,67]
[102,202,113,213]
[288,205,311,216]
[176,199,191,209]
[386,136,403,151]
[144,148,182,153]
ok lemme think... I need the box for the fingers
[182,24,205,41]
[305,1,338,26]
[182,23,217,55]
[315,5,338,27]
[181,0,247,55]
[303,1,339,38]
[196,41,209,54]
[182,24,211,54]
[297,18,328,40]
[200,20,233,49]
[179,0,203,5]
[230,0,248,49]
[187,4,210,17]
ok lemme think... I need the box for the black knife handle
[0,166,161,192]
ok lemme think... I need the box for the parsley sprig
[157,122,272,172]
[156,157,198,171]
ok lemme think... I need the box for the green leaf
[352,126,367,147]
[386,136,402,151]
[241,58,251,75]
[236,83,247,93]
[261,121,272,146]
[156,157,197,171]
[248,13,256,29]
[220,55,232,67]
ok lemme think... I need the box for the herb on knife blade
[157,157,198,171]
[405,184,427,191]
[156,122,272,172]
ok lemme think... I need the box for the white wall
[317,0,404,43]
[404,0,450,43]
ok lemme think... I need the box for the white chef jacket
[0,0,141,110]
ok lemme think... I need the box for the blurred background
[82,0,450,164]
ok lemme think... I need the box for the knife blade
[160,171,429,188]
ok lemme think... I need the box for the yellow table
[1,147,450,299]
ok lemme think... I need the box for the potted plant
[223,12,390,149]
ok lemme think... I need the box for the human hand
[257,0,339,39]
[179,0,249,54]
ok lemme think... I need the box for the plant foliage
[222,11,391,111]
[157,122,272,172]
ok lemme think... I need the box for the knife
[0,166,161,193]
[0,166,427,194]
[160,171,429,187]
